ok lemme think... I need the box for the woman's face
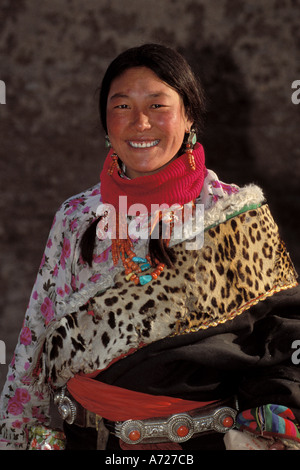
[106,67,193,179]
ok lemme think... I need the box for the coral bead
[176,425,189,437]
[222,416,234,428]
[128,430,141,441]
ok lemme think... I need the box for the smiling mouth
[128,140,160,149]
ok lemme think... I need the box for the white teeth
[129,140,159,148]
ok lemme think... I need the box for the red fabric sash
[67,374,217,422]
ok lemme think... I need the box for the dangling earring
[105,134,111,149]
[108,152,120,175]
[105,134,120,176]
[185,128,197,171]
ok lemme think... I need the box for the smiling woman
[1,44,300,452]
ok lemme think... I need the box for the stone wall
[0,0,299,389]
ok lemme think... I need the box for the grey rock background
[0,0,299,390]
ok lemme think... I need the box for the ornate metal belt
[54,387,237,445]
[114,406,237,445]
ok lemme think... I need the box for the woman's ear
[185,119,194,134]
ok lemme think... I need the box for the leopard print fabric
[33,204,297,389]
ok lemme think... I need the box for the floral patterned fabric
[0,183,105,449]
[0,168,256,449]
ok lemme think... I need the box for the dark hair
[81,44,206,267]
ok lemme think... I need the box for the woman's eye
[151,104,163,109]
[115,104,129,109]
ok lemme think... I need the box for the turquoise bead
[139,274,152,285]
[140,263,151,271]
[132,257,148,263]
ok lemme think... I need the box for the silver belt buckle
[115,406,237,445]
[54,386,77,425]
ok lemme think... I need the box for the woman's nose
[132,111,151,131]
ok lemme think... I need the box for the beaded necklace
[110,212,174,286]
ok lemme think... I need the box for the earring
[105,134,111,149]
[105,135,120,176]
[185,129,197,171]
[108,153,120,176]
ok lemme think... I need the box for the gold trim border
[176,281,299,336]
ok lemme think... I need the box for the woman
[1,44,300,451]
